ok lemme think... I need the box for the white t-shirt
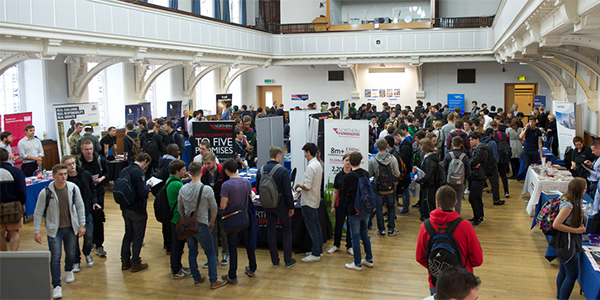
[193,154,220,165]
[483,115,493,130]
[301,157,323,209]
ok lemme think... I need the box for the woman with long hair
[506,119,523,179]
[510,103,519,116]
[552,178,587,300]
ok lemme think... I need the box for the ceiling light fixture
[519,62,528,65]
[542,55,554,59]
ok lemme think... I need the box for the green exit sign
[517,76,527,81]
[264,79,274,83]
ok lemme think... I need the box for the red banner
[2,112,33,168]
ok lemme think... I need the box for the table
[106,159,128,182]
[580,243,600,300]
[523,166,572,216]
[517,147,558,180]
[182,141,192,167]
[25,178,53,216]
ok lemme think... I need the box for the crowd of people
[1,98,598,300]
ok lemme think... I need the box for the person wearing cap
[76,126,102,155]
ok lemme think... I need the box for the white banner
[54,103,101,159]
[553,101,576,159]
[324,119,369,188]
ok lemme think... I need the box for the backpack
[494,131,511,165]
[43,186,75,218]
[150,163,170,196]
[413,148,422,168]
[125,134,142,161]
[536,197,563,236]
[153,178,176,223]
[447,152,466,187]
[434,129,445,150]
[484,145,496,177]
[435,161,447,187]
[113,167,136,206]
[376,161,395,194]
[142,135,160,163]
[424,218,465,287]
[258,164,282,209]
[354,173,377,215]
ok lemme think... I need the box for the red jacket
[416,209,484,288]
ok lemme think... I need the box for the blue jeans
[522,150,539,172]
[301,206,323,256]
[186,223,217,283]
[120,209,147,265]
[348,214,373,266]
[170,223,186,275]
[48,227,77,287]
[556,254,579,299]
[376,192,396,231]
[75,213,94,263]
[227,227,257,280]
[401,189,410,212]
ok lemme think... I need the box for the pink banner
[3,112,33,168]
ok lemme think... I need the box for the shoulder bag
[175,185,204,240]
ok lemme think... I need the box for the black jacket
[256,160,294,211]
[340,168,370,216]
[470,143,489,181]
[78,153,109,187]
[165,130,185,154]
[67,166,97,215]
[123,131,138,164]
[201,163,230,201]
[140,131,167,168]
[417,153,439,188]
[398,138,414,189]
[120,163,151,213]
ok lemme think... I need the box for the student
[393,127,413,215]
[423,266,482,300]
[470,101,480,120]
[582,140,600,199]
[99,127,117,157]
[468,132,488,227]
[178,162,227,289]
[67,123,83,156]
[17,124,44,177]
[33,164,86,299]
[140,121,167,175]
[416,138,439,221]
[123,122,139,165]
[506,119,523,179]
[369,139,400,237]
[201,152,229,267]
[491,122,510,198]
[519,117,543,172]
[0,148,26,252]
[193,140,220,165]
[482,129,503,205]
[76,126,102,155]
[295,143,324,263]
[328,153,353,255]
[164,120,185,155]
[341,152,374,271]
[443,136,471,215]
[416,186,483,296]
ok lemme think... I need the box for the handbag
[0,201,24,225]
[222,206,249,235]
[175,185,204,241]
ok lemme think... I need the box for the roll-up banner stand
[216,94,232,116]
[2,112,33,168]
[167,101,182,121]
[256,116,284,170]
[191,121,235,162]
[125,103,152,124]
[289,110,311,184]
[447,94,465,115]
[553,101,576,160]
[323,119,369,189]
[54,103,101,159]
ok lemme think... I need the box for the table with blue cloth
[517,147,559,180]
[181,141,192,167]
[24,178,54,217]
[579,242,600,300]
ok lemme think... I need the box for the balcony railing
[434,16,495,28]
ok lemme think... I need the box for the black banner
[192,121,235,162]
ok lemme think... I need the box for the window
[86,62,107,128]
[150,0,169,7]
[230,0,240,24]
[195,67,217,115]
[457,69,476,84]
[0,65,20,116]
[201,0,213,17]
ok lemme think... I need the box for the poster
[365,89,371,97]
[553,101,576,159]
[448,94,465,114]
[372,88,378,98]
[2,112,32,168]
[323,119,369,189]
[54,103,101,158]
[394,89,401,96]
[125,103,152,124]
[386,89,393,97]
[191,121,235,162]
[379,89,385,97]
[167,101,182,121]
[216,94,232,117]
[292,94,309,101]
[534,95,546,108]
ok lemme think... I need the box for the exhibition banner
[534,95,546,108]
[125,103,152,125]
[291,94,309,101]
[323,119,369,188]
[167,101,182,121]
[216,94,232,117]
[553,101,576,159]
[191,121,235,162]
[54,103,101,158]
[448,94,465,114]
[2,112,32,168]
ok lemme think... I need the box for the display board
[553,101,576,159]
[54,103,101,158]
[2,112,32,168]
[323,119,369,188]
[125,103,152,124]
[167,101,182,121]
[216,94,232,117]
[447,94,465,114]
[256,116,284,169]
[534,95,546,108]
[191,121,235,162]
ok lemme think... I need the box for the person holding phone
[519,117,543,171]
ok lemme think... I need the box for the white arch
[138,61,183,99]
[0,52,34,76]
[184,63,229,96]
[73,57,125,100]
[221,65,258,93]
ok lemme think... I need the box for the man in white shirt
[482,109,493,130]
[17,125,44,177]
[0,131,19,166]
[187,110,203,140]
[294,142,324,263]
[193,140,220,165]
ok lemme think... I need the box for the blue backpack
[354,174,377,215]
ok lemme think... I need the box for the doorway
[257,85,282,110]
[504,83,537,115]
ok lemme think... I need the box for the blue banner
[534,95,546,108]
[125,103,152,124]
[447,94,465,114]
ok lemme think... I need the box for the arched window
[86,62,107,128]
[0,65,21,116]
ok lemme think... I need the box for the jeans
[120,209,147,265]
[488,168,500,202]
[75,213,94,263]
[186,223,217,283]
[93,184,105,248]
[498,163,509,194]
[376,193,396,231]
[348,214,373,266]
[48,227,77,287]
[211,212,228,258]
[522,150,540,174]
[265,207,293,265]
[170,223,186,274]
[400,189,410,212]
[510,158,520,178]
[227,227,257,280]
[333,206,352,250]
[301,206,323,256]
[588,182,598,200]
[450,185,465,215]
[469,179,485,220]
[556,254,579,299]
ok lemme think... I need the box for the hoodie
[177,182,217,226]
[67,166,97,215]
[416,209,484,288]
[368,152,400,184]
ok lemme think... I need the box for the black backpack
[425,218,465,287]
[376,161,396,194]
[258,164,282,208]
[484,144,496,176]
[150,163,170,196]
[113,167,136,206]
[142,136,160,163]
[154,178,176,223]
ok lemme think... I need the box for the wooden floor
[15,177,585,300]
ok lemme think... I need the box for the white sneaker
[301,255,321,263]
[361,259,374,268]
[53,286,63,299]
[347,248,354,256]
[345,262,362,271]
[72,263,80,273]
[86,255,94,266]
[65,271,75,283]
[464,189,470,195]
[305,252,323,257]
[327,246,339,254]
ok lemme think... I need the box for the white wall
[21,60,47,138]
[439,0,502,18]
[423,61,552,111]
[105,63,127,128]
[43,56,70,141]
[281,0,326,23]
[356,64,419,108]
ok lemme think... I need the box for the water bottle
[42,169,46,179]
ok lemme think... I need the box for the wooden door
[504,84,515,114]
[257,85,282,111]
[505,83,537,115]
